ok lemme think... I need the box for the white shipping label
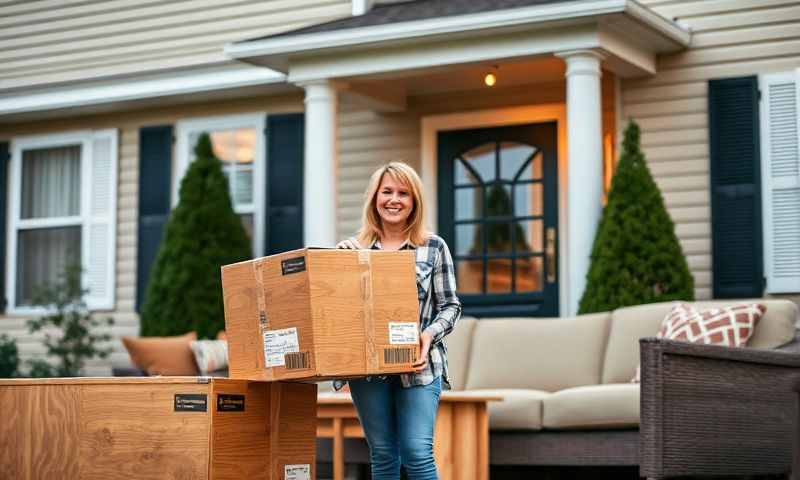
[263,327,300,368]
[285,464,311,480]
[389,322,419,345]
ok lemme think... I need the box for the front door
[438,122,559,317]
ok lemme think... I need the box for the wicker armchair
[639,336,800,479]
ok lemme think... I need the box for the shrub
[140,133,252,339]
[0,334,19,378]
[26,262,114,377]
[578,121,694,314]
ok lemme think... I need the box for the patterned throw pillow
[190,339,229,375]
[632,302,766,383]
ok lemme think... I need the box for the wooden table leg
[477,405,489,480]
[452,403,478,480]
[333,418,344,480]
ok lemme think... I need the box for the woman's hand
[413,331,433,372]
[336,238,362,249]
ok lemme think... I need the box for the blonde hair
[356,162,429,247]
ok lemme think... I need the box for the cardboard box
[0,377,317,480]
[222,248,420,382]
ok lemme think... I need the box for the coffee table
[317,391,500,480]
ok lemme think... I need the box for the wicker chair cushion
[543,384,639,430]
[444,316,478,391]
[455,388,551,430]
[465,313,610,392]
[601,299,798,384]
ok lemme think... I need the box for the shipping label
[285,464,311,480]
[263,327,300,368]
[389,322,419,345]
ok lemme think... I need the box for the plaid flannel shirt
[336,234,462,389]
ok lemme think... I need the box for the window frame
[174,113,266,257]
[8,131,92,315]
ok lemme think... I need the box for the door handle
[545,227,556,283]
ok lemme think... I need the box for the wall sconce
[484,66,498,87]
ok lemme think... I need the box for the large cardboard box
[0,377,317,480]
[222,248,420,382]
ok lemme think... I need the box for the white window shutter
[85,129,118,310]
[761,72,800,293]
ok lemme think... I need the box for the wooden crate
[222,248,420,382]
[0,377,317,479]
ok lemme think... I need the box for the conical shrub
[578,121,694,314]
[140,133,252,338]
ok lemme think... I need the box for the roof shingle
[242,0,584,42]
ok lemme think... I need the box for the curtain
[17,145,82,305]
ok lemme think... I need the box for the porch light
[484,65,498,87]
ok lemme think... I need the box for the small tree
[26,262,114,377]
[578,121,694,314]
[140,133,252,339]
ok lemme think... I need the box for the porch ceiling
[226,0,690,82]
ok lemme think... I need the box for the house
[0,0,798,375]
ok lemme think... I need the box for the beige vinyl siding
[622,0,800,300]
[0,93,303,375]
[0,0,350,90]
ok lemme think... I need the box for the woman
[336,161,462,480]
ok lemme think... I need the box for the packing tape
[359,252,379,372]
[253,259,269,332]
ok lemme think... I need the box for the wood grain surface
[0,378,318,480]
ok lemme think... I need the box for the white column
[556,50,605,315]
[302,80,339,247]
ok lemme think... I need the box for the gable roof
[244,0,584,42]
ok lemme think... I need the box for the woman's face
[375,174,414,228]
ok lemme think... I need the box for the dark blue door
[438,122,559,317]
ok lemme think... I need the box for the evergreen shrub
[578,121,694,314]
[140,133,252,339]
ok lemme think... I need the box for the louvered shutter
[0,142,7,312]
[265,113,304,254]
[761,72,800,293]
[708,77,764,298]
[136,126,173,311]
[85,129,118,310]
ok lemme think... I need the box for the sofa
[318,299,800,478]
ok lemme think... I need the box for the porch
[226,0,690,316]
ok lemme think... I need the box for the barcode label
[285,351,310,370]
[383,347,414,365]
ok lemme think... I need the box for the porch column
[302,80,339,247]
[556,49,605,315]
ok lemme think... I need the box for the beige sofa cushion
[454,389,550,430]
[543,384,639,430]
[465,313,611,392]
[601,299,798,384]
[445,316,478,391]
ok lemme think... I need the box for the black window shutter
[708,76,763,298]
[265,113,304,254]
[136,126,173,311]
[0,142,8,312]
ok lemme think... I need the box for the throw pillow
[632,302,766,383]
[190,339,229,375]
[122,331,198,376]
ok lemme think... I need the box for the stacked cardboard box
[222,248,420,382]
[0,377,316,479]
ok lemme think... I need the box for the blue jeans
[349,376,442,480]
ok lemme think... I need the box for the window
[175,114,265,256]
[8,130,117,313]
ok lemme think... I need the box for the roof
[242,0,584,42]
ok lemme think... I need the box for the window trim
[7,131,91,316]
[174,113,266,257]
